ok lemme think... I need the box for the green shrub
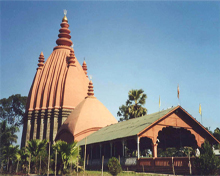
[194,140,220,175]
[107,157,122,176]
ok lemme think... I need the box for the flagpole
[177,84,180,106]
[201,113,203,125]
[159,95,161,112]
[199,104,202,125]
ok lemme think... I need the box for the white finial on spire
[64,9,67,16]
[89,75,92,80]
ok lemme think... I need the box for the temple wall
[21,108,72,147]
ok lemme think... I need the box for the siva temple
[21,13,117,148]
[21,13,220,174]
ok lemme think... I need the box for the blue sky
[1,1,220,146]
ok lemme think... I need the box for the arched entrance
[157,126,198,157]
[139,137,153,157]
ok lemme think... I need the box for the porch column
[110,142,113,157]
[152,142,158,158]
[91,145,93,159]
[122,139,125,157]
[99,144,102,159]
[114,142,116,156]
[137,136,140,159]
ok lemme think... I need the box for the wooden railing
[86,157,197,174]
[137,157,196,175]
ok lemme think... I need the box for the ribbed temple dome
[56,81,118,143]
[26,16,89,112]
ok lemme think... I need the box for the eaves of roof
[78,106,177,146]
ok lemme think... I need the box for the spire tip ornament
[62,9,68,22]
[64,9,67,16]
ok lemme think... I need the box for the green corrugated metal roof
[78,106,177,146]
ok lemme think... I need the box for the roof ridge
[117,105,177,124]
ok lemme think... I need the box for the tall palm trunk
[16,160,19,173]
[39,156,41,175]
[0,161,3,173]
[7,157,9,172]
[35,156,38,174]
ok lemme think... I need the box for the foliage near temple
[194,140,220,175]
[108,157,122,176]
[117,89,147,121]
[0,94,27,127]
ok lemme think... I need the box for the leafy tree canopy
[52,140,80,174]
[0,94,27,127]
[117,89,147,121]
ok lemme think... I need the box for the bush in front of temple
[108,157,122,176]
[194,140,220,175]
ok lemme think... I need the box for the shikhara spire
[87,80,95,97]
[37,52,45,69]
[68,49,76,67]
[82,59,88,77]
[55,11,73,48]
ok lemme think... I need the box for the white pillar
[137,136,140,159]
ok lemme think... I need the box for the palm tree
[118,89,147,121]
[53,140,79,174]
[2,145,19,173]
[15,150,21,173]
[26,139,47,174]
[0,120,19,146]
[17,147,29,173]
[0,120,19,172]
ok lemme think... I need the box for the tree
[194,140,220,175]
[17,148,29,173]
[0,120,19,146]
[0,120,19,172]
[52,140,80,174]
[0,94,27,127]
[2,145,19,173]
[117,89,147,121]
[26,139,48,174]
[213,127,220,149]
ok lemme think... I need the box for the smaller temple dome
[56,81,118,143]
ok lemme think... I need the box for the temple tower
[21,13,89,147]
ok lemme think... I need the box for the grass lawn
[0,171,167,176]
[73,170,168,176]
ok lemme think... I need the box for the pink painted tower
[21,12,90,147]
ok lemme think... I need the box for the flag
[159,96,161,108]
[199,104,202,115]
[177,84,180,99]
